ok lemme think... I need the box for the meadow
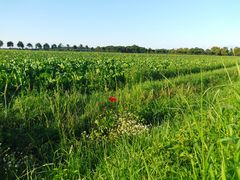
[1,50,240,179]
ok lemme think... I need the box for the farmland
[1,50,240,179]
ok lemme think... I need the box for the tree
[35,43,42,49]
[58,43,63,50]
[51,44,57,49]
[73,45,78,50]
[205,49,212,55]
[7,41,14,48]
[125,45,145,53]
[211,46,221,55]
[156,49,169,54]
[187,47,205,55]
[43,43,50,50]
[229,48,234,56]
[0,40,3,48]
[176,48,189,54]
[220,47,229,56]
[79,44,83,51]
[17,41,24,49]
[26,43,33,49]
[234,47,240,56]
[66,44,70,50]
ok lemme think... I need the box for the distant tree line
[95,45,240,56]
[0,40,240,56]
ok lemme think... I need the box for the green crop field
[1,50,240,179]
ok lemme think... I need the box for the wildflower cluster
[81,96,149,140]
[109,112,149,139]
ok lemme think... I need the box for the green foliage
[211,46,221,55]
[234,47,240,56]
[0,50,239,104]
[221,47,229,56]
[1,50,240,179]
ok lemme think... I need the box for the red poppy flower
[109,96,117,103]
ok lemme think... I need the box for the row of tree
[0,40,240,56]
[0,40,92,51]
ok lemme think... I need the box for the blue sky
[1,0,240,49]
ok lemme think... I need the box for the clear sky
[1,0,240,49]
